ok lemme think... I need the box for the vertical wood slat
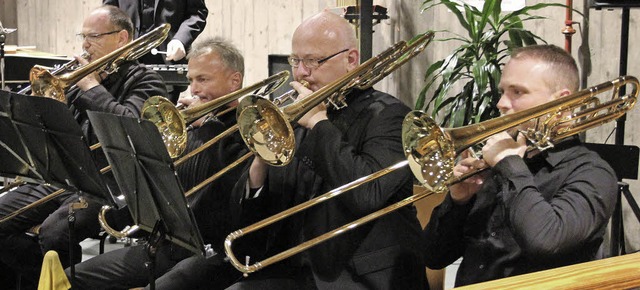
[0,0,18,44]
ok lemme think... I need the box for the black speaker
[267,54,293,101]
[590,0,640,9]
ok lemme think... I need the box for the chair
[413,185,446,290]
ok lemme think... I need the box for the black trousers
[69,241,241,290]
[0,184,104,288]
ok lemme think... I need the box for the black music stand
[585,143,640,257]
[0,90,114,202]
[0,90,118,284]
[87,111,206,290]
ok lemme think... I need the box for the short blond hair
[510,45,579,92]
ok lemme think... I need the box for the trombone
[235,32,435,166]
[0,24,171,224]
[98,72,291,238]
[224,76,639,274]
[16,51,89,96]
[26,24,170,102]
[141,70,290,158]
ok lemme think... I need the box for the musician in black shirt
[422,45,618,286]
[0,6,166,289]
[69,36,247,290]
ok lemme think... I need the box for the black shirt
[232,88,426,289]
[423,137,618,286]
[178,111,249,250]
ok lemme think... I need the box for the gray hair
[99,5,134,41]
[187,37,245,76]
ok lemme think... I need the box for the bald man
[229,11,427,289]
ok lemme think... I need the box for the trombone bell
[29,67,66,102]
[402,111,455,192]
[236,96,295,166]
[141,96,187,158]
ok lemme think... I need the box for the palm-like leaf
[417,0,566,127]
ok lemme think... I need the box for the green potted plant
[416,0,567,127]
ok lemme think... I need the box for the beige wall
[4,0,640,250]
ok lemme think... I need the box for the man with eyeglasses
[228,11,426,289]
[0,5,166,288]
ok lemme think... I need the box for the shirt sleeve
[495,154,617,258]
[173,0,208,48]
[71,66,166,117]
[298,101,412,216]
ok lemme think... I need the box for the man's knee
[38,213,69,252]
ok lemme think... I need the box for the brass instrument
[16,51,90,95]
[27,23,170,102]
[224,76,638,275]
[271,80,310,106]
[236,32,435,166]
[171,78,308,197]
[0,25,170,224]
[141,70,290,158]
[98,72,291,238]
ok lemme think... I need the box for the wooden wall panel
[9,0,640,252]
[0,0,18,45]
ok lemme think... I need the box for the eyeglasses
[288,49,349,69]
[76,30,121,42]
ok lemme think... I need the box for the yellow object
[38,251,71,290]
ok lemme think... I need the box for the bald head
[293,11,357,50]
[290,11,360,90]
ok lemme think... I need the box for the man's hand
[178,95,212,129]
[292,81,327,129]
[166,39,186,62]
[249,157,268,189]
[482,131,527,167]
[177,95,202,108]
[74,54,101,91]
[449,150,487,205]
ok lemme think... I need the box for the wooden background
[2,0,639,252]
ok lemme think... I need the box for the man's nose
[496,95,510,113]
[190,83,200,96]
[294,64,311,78]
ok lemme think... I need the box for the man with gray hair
[68,36,248,290]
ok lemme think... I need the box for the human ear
[347,49,360,70]
[230,71,243,90]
